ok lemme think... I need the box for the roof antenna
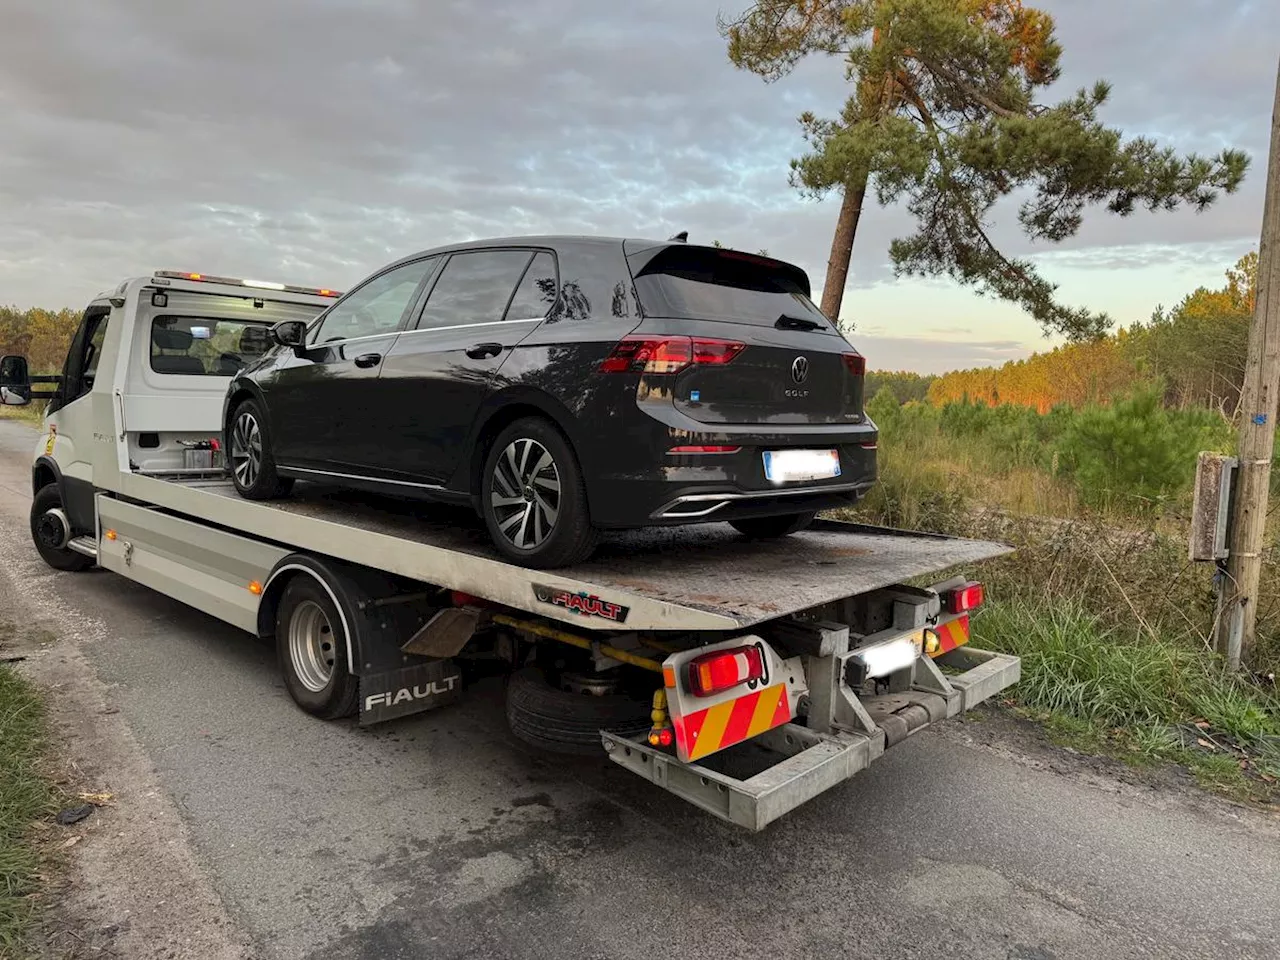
[669,230,688,243]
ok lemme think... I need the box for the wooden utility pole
[1217,59,1280,669]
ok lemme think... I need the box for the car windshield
[631,247,827,327]
[150,316,275,376]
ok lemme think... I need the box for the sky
[0,0,1276,374]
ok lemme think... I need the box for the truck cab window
[81,319,108,391]
[54,306,111,411]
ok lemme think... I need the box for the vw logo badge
[791,356,809,384]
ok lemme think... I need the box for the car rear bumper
[587,442,877,528]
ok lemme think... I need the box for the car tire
[730,511,818,539]
[505,667,651,755]
[30,485,93,572]
[481,416,597,568]
[228,397,292,499]
[275,575,359,720]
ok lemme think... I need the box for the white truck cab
[3,271,335,568]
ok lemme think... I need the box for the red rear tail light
[692,338,745,365]
[942,582,984,614]
[843,353,866,376]
[601,336,744,374]
[687,644,765,697]
[668,445,741,455]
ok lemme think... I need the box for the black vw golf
[223,236,877,567]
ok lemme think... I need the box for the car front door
[261,257,438,474]
[376,248,557,486]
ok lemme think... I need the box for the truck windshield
[150,316,274,376]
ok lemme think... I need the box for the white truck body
[3,271,1020,830]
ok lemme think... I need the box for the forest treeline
[920,253,1257,416]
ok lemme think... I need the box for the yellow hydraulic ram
[492,613,664,674]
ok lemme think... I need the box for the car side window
[310,258,435,344]
[416,250,534,330]
[504,252,558,321]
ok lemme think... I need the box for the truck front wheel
[30,485,93,572]
[276,576,359,720]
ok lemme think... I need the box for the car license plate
[762,449,841,483]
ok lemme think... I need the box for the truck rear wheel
[505,666,650,755]
[30,485,93,572]
[276,576,359,720]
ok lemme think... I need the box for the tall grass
[0,665,57,953]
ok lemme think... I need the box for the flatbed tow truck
[1,271,1019,831]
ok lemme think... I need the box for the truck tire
[480,417,597,568]
[229,397,293,500]
[730,511,817,539]
[505,667,651,755]
[30,485,93,572]
[276,575,359,720]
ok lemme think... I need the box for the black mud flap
[359,659,464,725]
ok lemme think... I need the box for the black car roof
[377,235,811,294]
[382,235,649,270]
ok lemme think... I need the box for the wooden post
[1217,59,1280,669]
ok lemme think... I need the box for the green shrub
[1054,390,1229,512]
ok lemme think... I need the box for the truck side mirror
[0,355,31,406]
[270,320,309,355]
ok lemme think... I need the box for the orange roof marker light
[153,271,342,298]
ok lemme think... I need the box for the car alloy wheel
[231,410,262,489]
[490,438,561,550]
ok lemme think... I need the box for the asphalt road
[2,417,1278,960]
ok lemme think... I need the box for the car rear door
[375,248,555,486]
[261,257,439,473]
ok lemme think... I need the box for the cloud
[855,335,1031,375]
[0,0,1274,349]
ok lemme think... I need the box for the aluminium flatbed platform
[115,471,1011,632]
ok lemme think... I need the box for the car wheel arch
[224,382,266,442]
[463,392,584,500]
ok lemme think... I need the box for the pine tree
[720,0,1250,338]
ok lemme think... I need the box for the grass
[0,403,44,427]
[845,410,1280,805]
[973,598,1280,802]
[0,664,57,955]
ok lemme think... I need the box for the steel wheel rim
[231,411,262,488]
[288,599,336,692]
[491,438,561,550]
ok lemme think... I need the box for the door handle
[465,342,504,360]
[354,353,382,368]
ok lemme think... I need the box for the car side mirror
[270,320,309,355]
[0,355,31,406]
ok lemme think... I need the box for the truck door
[42,304,112,531]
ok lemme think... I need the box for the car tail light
[600,336,744,374]
[668,445,741,455]
[942,582,984,614]
[687,644,765,697]
[843,353,866,376]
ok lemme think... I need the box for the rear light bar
[668,445,741,455]
[687,643,765,697]
[154,270,342,298]
[600,336,745,374]
[941,582,984,614]
[842,353,866,376]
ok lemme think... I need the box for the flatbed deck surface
[163,479,1011,629]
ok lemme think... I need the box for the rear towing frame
[601,611,1019,832]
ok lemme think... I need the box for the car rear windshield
[631,247,828,327]
[150,316,274,376]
